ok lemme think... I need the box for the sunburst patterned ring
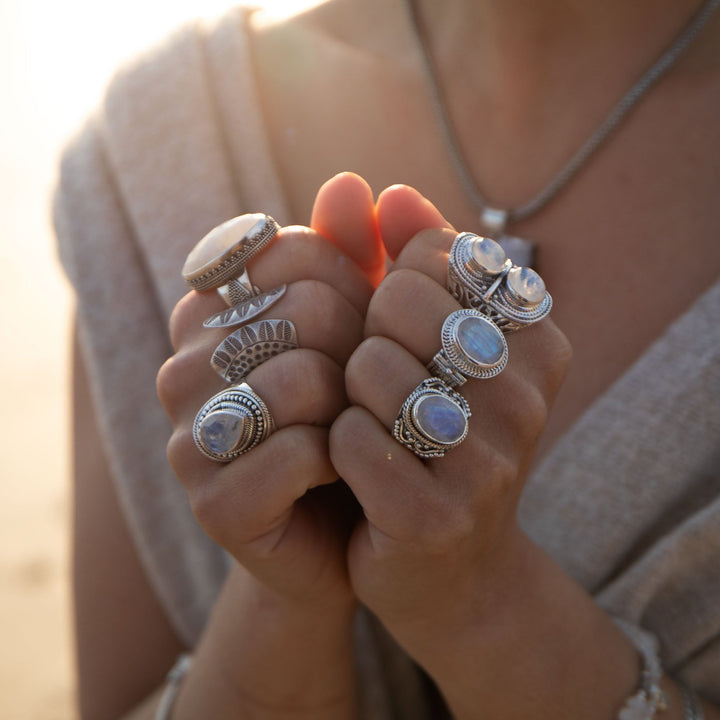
[210,318,298,383]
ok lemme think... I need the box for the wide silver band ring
[447,232,552,332]
[193,382,275,462]
[210,319,298,384]
[182,213,279,293]
[427,309,508,388]
[203,285,287,329]
[392,378,471,459]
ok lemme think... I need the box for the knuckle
[345,336,396,401]
[168,291,198,351]
[156,355,182,413]
[518,380,550,436]
[472,450,518,508]
[410,495,477,557]
[187,481,225,543]
[156,347,207,415]
[256,349,344,426]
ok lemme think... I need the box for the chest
[254,41,720,451]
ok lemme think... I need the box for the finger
[169,279,364,367]
[161,346,346,431]
[369,232,572,408]
[331,405,461,545]
[360,268,569,459]
[376,184,453,260]
[311,172,386,287]
[175,424,338,551]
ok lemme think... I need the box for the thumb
[311,172,386,287]
[376,184,453,260]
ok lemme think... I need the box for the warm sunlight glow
[0,1,324,717]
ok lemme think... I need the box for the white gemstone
[456,316,504,366]
[412,394,467,445]
[199,411,247,455]
[470,237,507,274]
[182,213,267,281]
[506,266,546,305]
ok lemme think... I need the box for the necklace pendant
[496,234,537,269]
[480,207,537,268]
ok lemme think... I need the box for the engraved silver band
[447,232,552,332]
[427,309,508,388]
[193,383,275,462]
[204,285,287,329]
[217,268,262,307]
[210,319,298,384]
[392,377,471,459]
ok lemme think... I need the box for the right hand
[157,173,382,611]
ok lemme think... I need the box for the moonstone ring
[182,213,280,300]
[193,383,275,462]
[447,232,552,332]
[393,377,471,459]
[427,309,508,388]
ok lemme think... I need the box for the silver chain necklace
[404,0,720,265]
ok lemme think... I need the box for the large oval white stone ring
[182,213,280,299]
[427,309,508,388]
[193,382,275,462]
[392,378,471,459]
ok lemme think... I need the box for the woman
[55,0,720,717]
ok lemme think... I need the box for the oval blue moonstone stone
[200,411,246,454]
[457,316,504,366]
[413,394,467,445]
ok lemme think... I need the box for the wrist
[388,528,641,720]
[174,564,358,719]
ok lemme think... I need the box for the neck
[412,0,714,94]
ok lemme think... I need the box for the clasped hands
[157,171,572,677]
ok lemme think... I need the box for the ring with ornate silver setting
[182,213,280,304]
[392,377,471,459]
[427,309,508,388]
[193,382,275,462]
[210,319,298,384]
[447,232,552,332]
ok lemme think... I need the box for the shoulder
[55,7,258,312]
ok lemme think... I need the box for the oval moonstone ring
[393,378,471,459]
[427,309,508,388]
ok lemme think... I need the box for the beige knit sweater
[54,6,720,715]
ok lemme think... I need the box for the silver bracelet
[679,682,705,720]
[155,653,193,720]
[614,619,668,720]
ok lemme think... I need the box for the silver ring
[203,285,287,329]
[193,382,275,462]
[427,309,508,388]
[447,232,552,332]
[210,319,298,384]
[217,268,263,307]
[182,213,279,292]
[392,377,471,459]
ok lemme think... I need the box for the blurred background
[0,1,314,717]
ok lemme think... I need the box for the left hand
[330,184,573,659]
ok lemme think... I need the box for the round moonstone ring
[392,378,471,459]
[193,383,274,462]
[447,232,552,332]
[182,213,280,293]
[427,309,508,387]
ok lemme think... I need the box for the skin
[71,0,720,717]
